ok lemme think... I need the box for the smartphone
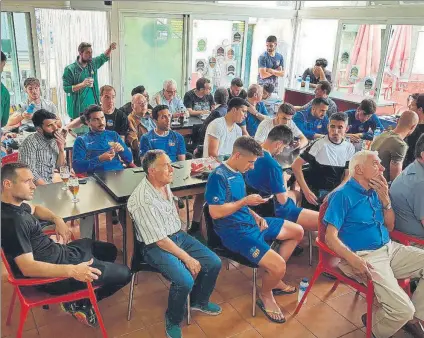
[262,195,274,201]
[78,179,87,184]
[132,168,144,173]
[61,129,68,137]
[172,163,184,169]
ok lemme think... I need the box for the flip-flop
[256,299,286,324]
[272,285,297,296]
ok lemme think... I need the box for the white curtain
[35,9,110,123]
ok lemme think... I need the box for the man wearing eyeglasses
[151,79,187,117]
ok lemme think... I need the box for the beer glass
[68,177,80,203]
[59,166,70,190]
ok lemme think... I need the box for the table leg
[185,197,190,229]
[125,209,134,269]
[120,207,127,266]
[106,211,114,244]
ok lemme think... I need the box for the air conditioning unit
[69,0,112,11]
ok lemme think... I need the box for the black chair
[203,203,259,316]
[126,219,191,324]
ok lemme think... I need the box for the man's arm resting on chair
[14,253,101,282]
[325,225,373,282]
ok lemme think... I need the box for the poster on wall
[226,47,235,60]
[208,56,217,69]
[195,59,207,74]
[197,38,207,52]
[226,62,236,76]
[216,46,225,58]
[349,65,360,81]
[364,77,374,91]
[341,51,350,64]
[232,31,242,44]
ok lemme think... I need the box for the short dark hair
[214,87,229,105]
[266,35,277,43]
[142,149,166,175]
[100,85,115,96]
[1,162,29,186]
[228,97,248,112]
[263,83,275,94]
[415,134,424,159]
[78,42,92,53]
[315,58,328,68]
[32,109,57,128]
[267,125,293,145]
[414,94,424,111]
[277,103,295,116]
[1,51,6,62]
[233,136,263,157]
[196,77,210,91]
[82,104,102,123]
[230,78,243,88]
[311,97,329,107]
[152,104,169,120]
[359,99,376,115]
[329,112,348,123]
[131,85,146,96]
[318,80,332,95]
[23,77,40,88]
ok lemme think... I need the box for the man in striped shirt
[18,109,66,185]
[127,150,222,338]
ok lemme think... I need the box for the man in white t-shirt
[203,97,247,158]
[292,112,355,209]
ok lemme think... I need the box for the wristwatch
[383,203,392,210]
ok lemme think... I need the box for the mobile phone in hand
[262,195,274,201]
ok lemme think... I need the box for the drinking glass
[68,177,80,203]
[59,166,70,190]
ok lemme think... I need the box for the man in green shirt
[62,42,116,120]
[1,51,10,127]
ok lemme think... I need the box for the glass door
[190,18,247,90]
[120,14,186,103]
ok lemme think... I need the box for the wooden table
[172,116,203,136]
[93,160,208,265]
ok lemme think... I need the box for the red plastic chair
[390,230,424,247]
[1,152,19,166]
[2,230,108,337]
[294,202,410,338]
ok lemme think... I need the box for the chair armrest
[390,230,424,246]
[316,238,339,257]
[10,276,69,286]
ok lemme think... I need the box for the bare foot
[259,292,285,322]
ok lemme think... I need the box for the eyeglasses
[165,90,177,94]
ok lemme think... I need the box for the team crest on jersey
[250,247,260,258]
[168,140,175,147]
[106,119,114,127]
[213,196,219,202]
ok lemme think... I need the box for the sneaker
[60,301,77,315]
[73,304,99,328]
[165,315,182,338]
[191,302,222,316]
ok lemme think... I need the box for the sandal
[273,284,297,296]
[256,299,286,324]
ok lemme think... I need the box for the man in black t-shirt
[227,77,247,101]
[183,77,215,116]
[1,163,131,329]
[404,93,424,168]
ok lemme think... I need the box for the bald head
[132,93,148,115]
[396,110,419,136]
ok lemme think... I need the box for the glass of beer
[59,166,70,190]
[68,177,80,203]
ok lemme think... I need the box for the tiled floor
[1,209,414,338]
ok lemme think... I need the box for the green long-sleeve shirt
[62,53,109,119]
[1,82,10,127]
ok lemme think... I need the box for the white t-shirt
[307,136,355,167]
[203,117,242,157]
[255,117,304,144]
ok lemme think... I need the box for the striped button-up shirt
[127,177,181,245]
[18,132,59,183]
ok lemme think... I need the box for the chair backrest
[1,152,19,166]
[1,249,17,283]
[203,203,223,249]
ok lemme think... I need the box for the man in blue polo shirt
[257,35,284,92]
[245,125,319,232]
[205,136,304,324]
[324,150,424,338]
[139,105,186,162]
[293,97,329,140]
[345,98,384,143]
[239,84,269,136]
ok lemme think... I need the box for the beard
[43,130,55,140]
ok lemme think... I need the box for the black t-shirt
[227,88,248,100]
[302,68,333,84]
[1,202,71,276]
[119,102,153,116]
[404,124,424,168]
[183,89,215,112]
[104,108,129,136]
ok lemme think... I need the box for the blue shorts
[275,197,303,223]
[216,217,284,265]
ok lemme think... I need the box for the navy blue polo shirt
[139,129,186,163]
[293,108,329,140]
[345,109,384,141]
[323,178,390,252]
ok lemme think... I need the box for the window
[1,12,35,106]
[294,19,338,85]
[303,1,367,7]
[217,1,295,8]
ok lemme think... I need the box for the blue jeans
[142,231,222,325]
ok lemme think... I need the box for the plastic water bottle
[305,75,311,91]
[27,103,35,114]
[298,278,309,304]
[296,75,302,90]
[373,127,382,141]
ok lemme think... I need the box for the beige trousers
[338,241,424,338]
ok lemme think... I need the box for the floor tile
[121,271,168,299]
[128,290,170,326]
[229,328,263,337]
[1,302,37,337]
[254,314,316,338]
[147,321,206,338]
[193,302,252,338]
[325,292,370,328]
[309,276,352,302]
[2,328,40,338]
[340,329,366,338]
[116,328,152,338]
[295,302,357,338]
[274,286,322,315]
[36,315,98,338]
[215,270,253,301]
